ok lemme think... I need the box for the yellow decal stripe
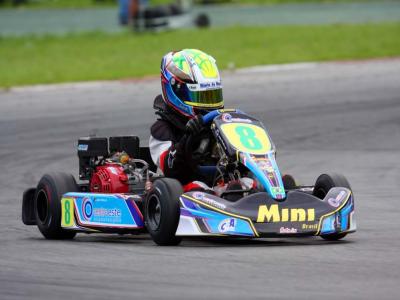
[315,192,352,235]
[184,101,224,108]
[183,195,259,237]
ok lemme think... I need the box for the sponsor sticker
[118,194,141,200]
[82,198,93,221]
[78,144,88,151]
[192,192,205,200]
[279,227,298,234]
[187,84,197,91]
[272,186,285,194]
[302,223,318,230]
[221,113,252,124]
[218,218,236,233]
[93,208,121,217]
[257,204,315,223]
[328,190,347,207]
[192,192,226,210]
[199,81,221,89]
[221,113,232,122]
[256,159,274,172]
[108,167,119,176]
[80,197,123,223]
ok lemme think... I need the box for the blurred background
[0,0,399,87]
[1,1,400,300]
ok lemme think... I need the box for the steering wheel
[184,109,248,176]
[183,110,221,175]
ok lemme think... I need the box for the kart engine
[89,162,129,193]
[89,154,147,193]
[78,136,150,193]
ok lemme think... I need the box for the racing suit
[149,95,255,193]
[149,95,203,189]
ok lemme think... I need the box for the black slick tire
[145,178,183,246]
[282,174,297,190]
[34,172,78,239]
[313,173,352,241]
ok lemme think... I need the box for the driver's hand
[185,115,204,135]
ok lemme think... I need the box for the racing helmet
[161,49,224,118]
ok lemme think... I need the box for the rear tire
[313,173,352,241]
[145,178,183,246]
[34,172,78,239]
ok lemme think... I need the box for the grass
[1,22,400,87]
[0,0,115,9]
[231,0,396,3]
[0,0,388,9]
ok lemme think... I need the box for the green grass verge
[0,0,115,9]
[1,22,399,87]
[226,0,385,4]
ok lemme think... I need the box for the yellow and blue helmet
[161,49,224,118]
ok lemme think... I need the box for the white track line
[235,62,318,74]
[0,61,348,94]
[7,80,118,93]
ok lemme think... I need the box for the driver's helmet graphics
[161,49,224,118]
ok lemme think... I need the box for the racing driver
[149,49,255,193]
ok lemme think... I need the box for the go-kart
[119,0,210,31]
[22,109,356,246]
[144,109,356,245]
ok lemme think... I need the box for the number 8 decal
[235,126,262,150]
[65,201,70,224]
[61,198,74,227]
[220,123,272,154]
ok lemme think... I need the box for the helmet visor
[183,88,223,108]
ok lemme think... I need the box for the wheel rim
[147,194,162,231]
[36,189,49,224]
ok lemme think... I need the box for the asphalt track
[1,59,400,299]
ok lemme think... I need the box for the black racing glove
[185,115,204,135]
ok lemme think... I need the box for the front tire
[34,172,78,239]
[313,173,352,241]
[145,178,183,246]
[282,174,297,190]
